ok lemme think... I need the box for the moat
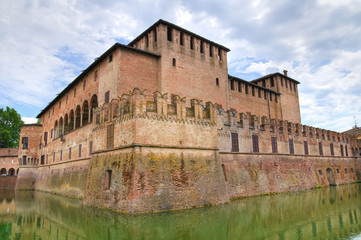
[1,184,361,240]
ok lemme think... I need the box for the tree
[0,107,24,148]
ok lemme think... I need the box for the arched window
[8,168,15,176]
[75,105,81,128]
[64,114,69,133]
[69,110,74,131]
[54,120,58,138]
[82,100,89,125]
[90,94,98,123]
[0,168,6,175]
[59,117,64,136]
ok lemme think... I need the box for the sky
[0,0,360,132]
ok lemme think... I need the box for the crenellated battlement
[92,87,217,130]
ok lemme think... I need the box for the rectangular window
[153,28,157,42]
[252,87,255,96]
[53,152,55,162]
[252,135,259,153]
[330,143,334,156]
[271,137,278,153]
[200,41,204,53]
[289,139,294,154]
[46,154,48,164]
[209,45,213,57]
[264,91,267,100]
[51,129,53,139]
[44,132,48,146]
[245,85,249,94]
[285,80,288,88]
[60,150,62,161]
[180,32,184,46]
[319,142,323,156]
[83,80,86,90]
[258,88,261,98]
[79,144,82,158]
[270,93,273,101]
[41,155,44,165]
[230,80,234,90]
[89,141,93,155]
[345,146,348,156]
[304,141,309,155]
[69,147,72,160]
[22,137,29,149]
[74,88,76,97]
[66,95,68,104]
[216,78,219,86]
[218,48,222,60]
[221,164,227,181]
[94,70,98,82]
[238,81,241,92]
[167,26,172,41]
[104,170,112,190]
[340,144,344,156]
[190,37,194,50]
[270,77,274,87]
[105,91,110,103]
[290,81,293,90]
[23,156,27,165]
[109,54,113,63]
[145,34,149,47]
[107,124,114,150]
[262,79,266,87]
[231,132,239,152]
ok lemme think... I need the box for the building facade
[16,20,361,213]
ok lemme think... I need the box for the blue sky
[0,0,360,132]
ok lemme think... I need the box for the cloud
[1,0,361,132]
[22,117,38,124]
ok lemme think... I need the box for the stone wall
[84,147,228,213]
[0,176,17,188]
[221,153,361,199]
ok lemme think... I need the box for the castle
[17,20,361,213]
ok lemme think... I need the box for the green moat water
[1,184,361,240]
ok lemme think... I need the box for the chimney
[283,70,288,77]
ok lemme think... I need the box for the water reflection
[0,184,361,240]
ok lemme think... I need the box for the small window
[336,169,339,173]
[330,143,334,156]
[105,91,110,103]
[252,87,255,96]
[22,137,29,149]
[69,147,72,160]
[216,78,219,86]
[109,54,113,63]
[351,168,354,173]
[230,80,234,90]
[285,80,288,88]
[262,79,266,87]
[340,145,344,156]
[66,95,68,104]
[238,81,241,92]
[83,80,86,90]
[190,37,194,50]
[74,88,76,97]
[270,93,273,101]
[264,91,267,100]
[94,70,98,82]
[289,139,294,154]
[104,170,112,190]
[231,132,239,152]
[245,85,249,94]
[345,168,348,174]
[180,32,184,46]
[89,141,93,155]
[319,142,323,156]
[79,144,82,158]
[290,81,293,90]
[252,135,259,153]
[153,28,157,42]
[258,88,261,98]
[221,164,227,181]
[200,41,204,54]
[271,137,278,153]
[318,170,322,175]
[275,95,278,103]
[53,152,55,162]
[172,58,176,67]
[270,77,274,87]
[145,34,149,47]
[46,154,48,164]
[59,100,61,109]
[304,141,309,155]
[209,45,213,57]
[218,48,222,60]
[167,26,172,41]
[60,150,62,161]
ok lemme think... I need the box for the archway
[90,94,98,122]
[75,105,81,129]
[82,100,89,125]
[0,168,6,175]
[326,168,336,186]
[69,110,74,131]
[8,168,15,176]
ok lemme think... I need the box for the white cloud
[22,117,38,124]
[1,0,361,132]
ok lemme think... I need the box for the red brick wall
[0,176,17,188]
